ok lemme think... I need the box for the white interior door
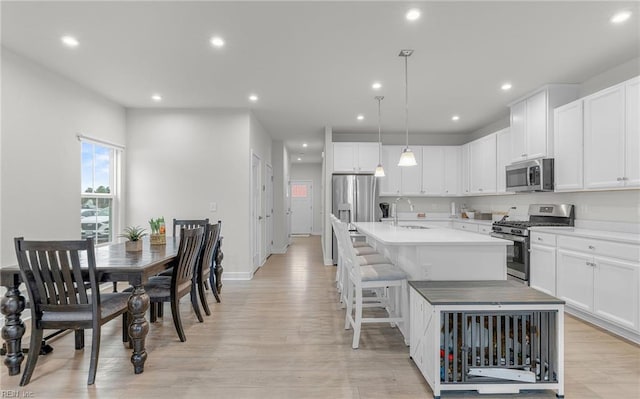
[265,164,274,258]
[290,180,313,234]
[251,153,262,269]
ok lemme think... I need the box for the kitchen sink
[399,225,430,230]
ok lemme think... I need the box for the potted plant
[149,217,166,245]
[119,226,147,252]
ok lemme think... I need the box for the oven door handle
[491,232,527,243]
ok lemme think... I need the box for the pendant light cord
[404,54,409,149]
[377,96,383,162]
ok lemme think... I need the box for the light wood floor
[1,236,638,398]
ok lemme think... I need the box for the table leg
[1,284,26,375]
[127,284,149,374]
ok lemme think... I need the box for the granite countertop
[409,280,565,305]
[530,226,640,245]
[354,222,510,246]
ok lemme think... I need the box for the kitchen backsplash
[380,190,640,224]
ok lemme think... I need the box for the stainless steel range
[491,204,575,284]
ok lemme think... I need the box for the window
[81,140,121,244]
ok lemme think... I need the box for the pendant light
[374,96,385,177]
[398,49,417,167]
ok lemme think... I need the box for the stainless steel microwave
[506,158,554,192]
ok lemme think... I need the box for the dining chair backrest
[172,227,205,293]
[200,223,220,275]
[173,218,209,238]
[14,237,99,317]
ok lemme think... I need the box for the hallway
[1,236,638,398]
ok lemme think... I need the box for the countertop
[353,222,510,246]
[380,217,494,226]
[530,226,640,245]
[409,280,565,305]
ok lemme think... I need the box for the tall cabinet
[583,76,640,189]
[553,99,584,191]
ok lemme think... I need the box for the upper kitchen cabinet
[584,76,639,189]
[554,99,584,191]
[509,85,579,163]
[443,146,461,196]
[401,146,424,196]
[379,145,403,196]
[495,128,511,193]
[333,142,380,173]
[469,133,497,194]
[460,143,471,195]
[420,146,445,195]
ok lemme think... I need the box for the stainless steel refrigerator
[332,174,378,264]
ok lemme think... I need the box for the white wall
[1,49,126,267]
[290,163,323,235]
[125,108,254,279]
[271,141,288,253]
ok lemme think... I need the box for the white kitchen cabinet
[380,145,403,196]
[409,287,429,376]
[452,221,479,232]
[556,235,640,334]
[509,85,579,163]
[401,146,423,195]
[460,143,470,195]
[625,76,639,187]
[583,84,626,189]
[584,76,639,189]
[557,249,594,312]
[553,99,584,191]
[469,133,497,194]
[443,146,461,196]
[332,142,379,173]
[495,128,511,193]
[530,232,557,296]
[421,146,445,195]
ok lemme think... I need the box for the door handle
[258,216,263,220]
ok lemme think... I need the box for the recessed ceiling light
[406,9,421,21]
[297,157,302,161]
[357,114,364,121]
[501,82,513,91]
[372,82,382,90]
[249,94,258,102]
[61,36,79,48]
[611,10,632,24]
[303,143,308,148]
[151,94,162,102]
[451,115,460,121]
[210,36,225,47]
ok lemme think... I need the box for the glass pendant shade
[374,164,386,177]
[398,147,417,166]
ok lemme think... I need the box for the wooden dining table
[0,236,180,377]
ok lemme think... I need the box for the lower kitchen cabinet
[556,249,595,312]
[530,243,557,296]
[593,256,639,332]
[531,231,640,342]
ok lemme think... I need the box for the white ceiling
[2,1,639,164]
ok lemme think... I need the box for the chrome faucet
[393,197,415,226]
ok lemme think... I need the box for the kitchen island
[353,222,510,281]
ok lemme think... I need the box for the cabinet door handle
[521,153,527,157]
[617,177,623,181]
[479,188,483,192]
[588,245,595,250]
[622,177,629,181]
[537,237,542,241]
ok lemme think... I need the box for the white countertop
[530,226,640,245]
[354,222,510,246]
[380,217,493,226]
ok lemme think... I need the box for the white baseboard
[323,255,334,266]
[271,245,288,254]
[222,272,254,281]
[565,306,640,344]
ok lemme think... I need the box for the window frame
[80,137,123,246]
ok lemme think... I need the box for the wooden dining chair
[13,237,130,385]
[125,226,204,342]
[195,223,221,317]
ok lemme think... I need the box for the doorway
[251,153,262,271]
[290,180,313,235]
[265,163,274,259]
